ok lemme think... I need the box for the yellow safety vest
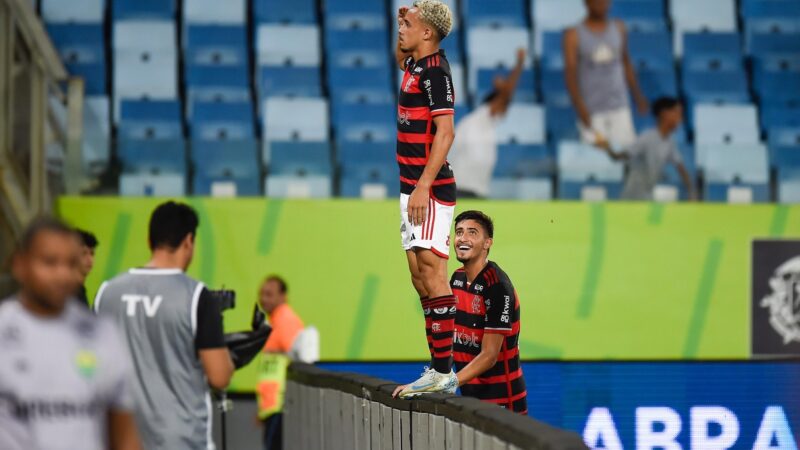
[256,353,290,419]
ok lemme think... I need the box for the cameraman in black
[95,201,234,450]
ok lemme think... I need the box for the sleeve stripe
[190,282,205,337]
[93,281,109,313]
[484,327,513,331]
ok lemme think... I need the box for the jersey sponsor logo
[432,322,441,332]
[444,75,453,104]
[403,75,417,93]
[413,65,423,74]
[121,294,163,317]
[1,392,104,422]
[398,110,412,126]
[452,279,464,288]
[474,284,484,292]
[433,306,449,315]
[424,79,434,106]
[454,330,481,348]
[74,350,97,379]
[501,295,511,323]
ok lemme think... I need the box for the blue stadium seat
[326,0,385,30]
[778,170,800,203]
[489,178,553,200]
[265,175,332,198]
[492,145,552,178]
[332,102,395,143]
[475,68,537,103]
[325,29,388,55]
[120,173,186,196]
[256,25,321,67]
[118,138,186,174]
[47,24,106,94]
[466,27,531,90]
[540,69,570,107]
[610,0,667,33]
[192,139,260,196]
[269,142,332,176]
[749,31,800,55]
[694,104,761,150]
[82,96,111,173]
[770,138,800,171]
[440,32,464,64]
[702,143,770,202]
[113,0,175,20]
[531,0,585,57]
[545,104,579,142]
[331,88,394,106]
[189,101,254,140]
[118,100,182,140]
[462,0,527,28]
[338,141,397,198]
[540,31,564,70]
[42,0,104,23]
[557,141,624,200]
[258,66,323,98]
[254,0,317,24]
[671,0,737,55]
[761,104,800,130]
[328,66,392,92]
[448,63,467,106]
[682,32,744,73]
[755,72,800,105]
[753,54,800,87]
[637,68,679,100]
[496,104,546,145]
[184,26,248,66]
[742,0,800,19]
[186,65,250,104]
[683,70,750,105]
[183,0,245,25]
[262,98,329,143]
[627,31,673,71]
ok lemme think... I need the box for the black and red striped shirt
[450,261,527,414]
[397,49,457,204]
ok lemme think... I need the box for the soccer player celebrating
[396,211,527,414]
[394,0,459,396]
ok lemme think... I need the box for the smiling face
[454,219,493,264]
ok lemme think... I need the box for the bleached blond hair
[412,0,453,39]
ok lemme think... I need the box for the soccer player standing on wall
[394,0,459,396]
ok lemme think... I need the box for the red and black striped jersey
[450,261,527,414]
[397,49,457,204]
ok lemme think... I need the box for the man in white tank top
[564,0,649,148]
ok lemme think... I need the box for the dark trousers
[263,413,283,450]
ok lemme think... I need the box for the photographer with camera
[95,201,234,450]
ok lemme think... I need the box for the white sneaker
[399,367,458,399]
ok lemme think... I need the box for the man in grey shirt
[597,97,695,200]
[0,218,140,450]
[564,0,649,148]
[96,201,234,450]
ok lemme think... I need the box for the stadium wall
[57,197,798,392]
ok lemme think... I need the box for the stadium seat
[694,104,760,149]
[189,101,254,140]
[778,173,800,203]
[702,143,770,202]
[46,24,106,94]
[253,0,316,24]
[256,25,321,67]
[755,72,800,105]
[118,138,186,174]
[489,178,553,200]
[466,27,531,92]
[462,0,527,28]
[267,142,332,177]
[41,0,104,23]
[683,32,743,69]
[449,63,467,105]
[637,68,679,101]
[258,66,323,98]
[324,29,389,57]
[627,31,673,71]
[120,173,186,196]
[531,0,585,56]
[769,127,800,168]
[475,68,537,103]
[82,96,111,174]
[753,54,800,86]
[545,104,579,142]
[558,141,624,200]
[337,141,397,198]
[496,104,546,145]
[118,100,182,140]
[184,25,248,66]
[610,0,667,33]
[332,102,395,143]
[682,70,750,106]
[183,0,245,25]
[670,0,737,55]
[492,144,552,178]
[748,31,800,56]
[192,139,260,196]
[112,0,175,20]
[540,69,570,107]
[186,65,250,104]
[540,31,564,70]
[326,0,386,30]
[262,97,329,144]
[742,0,800,19]
[328,66,392,93]
[761,104,800,131]
[440,32,464,64]
[265,175,332,198]
[331,88,394,106]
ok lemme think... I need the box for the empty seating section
[39,0,800,201]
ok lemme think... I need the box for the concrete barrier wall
[284,363,588,450]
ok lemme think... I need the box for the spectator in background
[595,97,695,200]
[449,49,526,199]
[564,0,649,148]
[75,228,98,306]
[258,275,305,450]
[1,218,140,450]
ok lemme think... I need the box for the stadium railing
[285,362,588,450]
